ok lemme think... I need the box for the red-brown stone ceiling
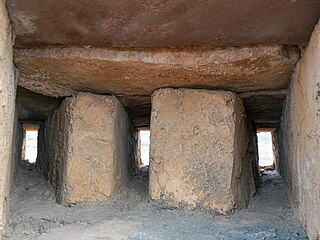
[7,0,320,48]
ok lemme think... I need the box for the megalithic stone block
[149,88,255,213]
[0,0,16,237]
[48,93,135,204]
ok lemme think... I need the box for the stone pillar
[0,0,16,238]
[149,88,255,213]
[47,93,135,204]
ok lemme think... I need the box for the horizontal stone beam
[14,45,299,127]
[15,45,299,98]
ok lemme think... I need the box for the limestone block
[49,93,134,204]
[149,88,255,213]
[279,20,320,240]
[0,0,15,238]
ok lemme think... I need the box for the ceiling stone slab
[240,90,287,129]
[16,87,63,121]
[15,45,299,101]
[14,45,299,127]
[7,0,320,47]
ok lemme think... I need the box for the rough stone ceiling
[16,87,62,121]
[7,0,320,127]
[6,0,320,47]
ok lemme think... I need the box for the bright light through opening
[257,132,274,167]
[140,130,150,166]
[25,130,38,163]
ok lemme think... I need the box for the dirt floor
[4,162,307,240]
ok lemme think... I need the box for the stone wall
[0,0,15,238]
[46,93,136,204]
[279,20,320,239]
[12,113,23,167]
[149,88,255,213]
[271,130,280,171]
[35,122,47,177]
[247,119,260,188]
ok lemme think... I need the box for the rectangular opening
[257,129,275,170]
[139,130,150,166]
[22,123,40,163]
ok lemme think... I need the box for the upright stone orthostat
[0,0,15,237]
[47,93,135,204]
[278,20,320,239]
[149,88,255,213]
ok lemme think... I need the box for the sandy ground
[4,162,307,240]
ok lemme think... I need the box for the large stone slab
[15,45,299,99]
[278,20,320,240]
[47,93,135,204]
[149,88,255,213]
[6,0,320,47]
[0,0,15,237]
[14,45,299,127]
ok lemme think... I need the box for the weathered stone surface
[46,93,136,204]
[0,0,15,238]
[278,20,320,239]
[149,88,255,213]
[16,87,63,121]
[14,45,299,98]
[240,90,286,128]
[6,0,320,47]
[14,45,299,127]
